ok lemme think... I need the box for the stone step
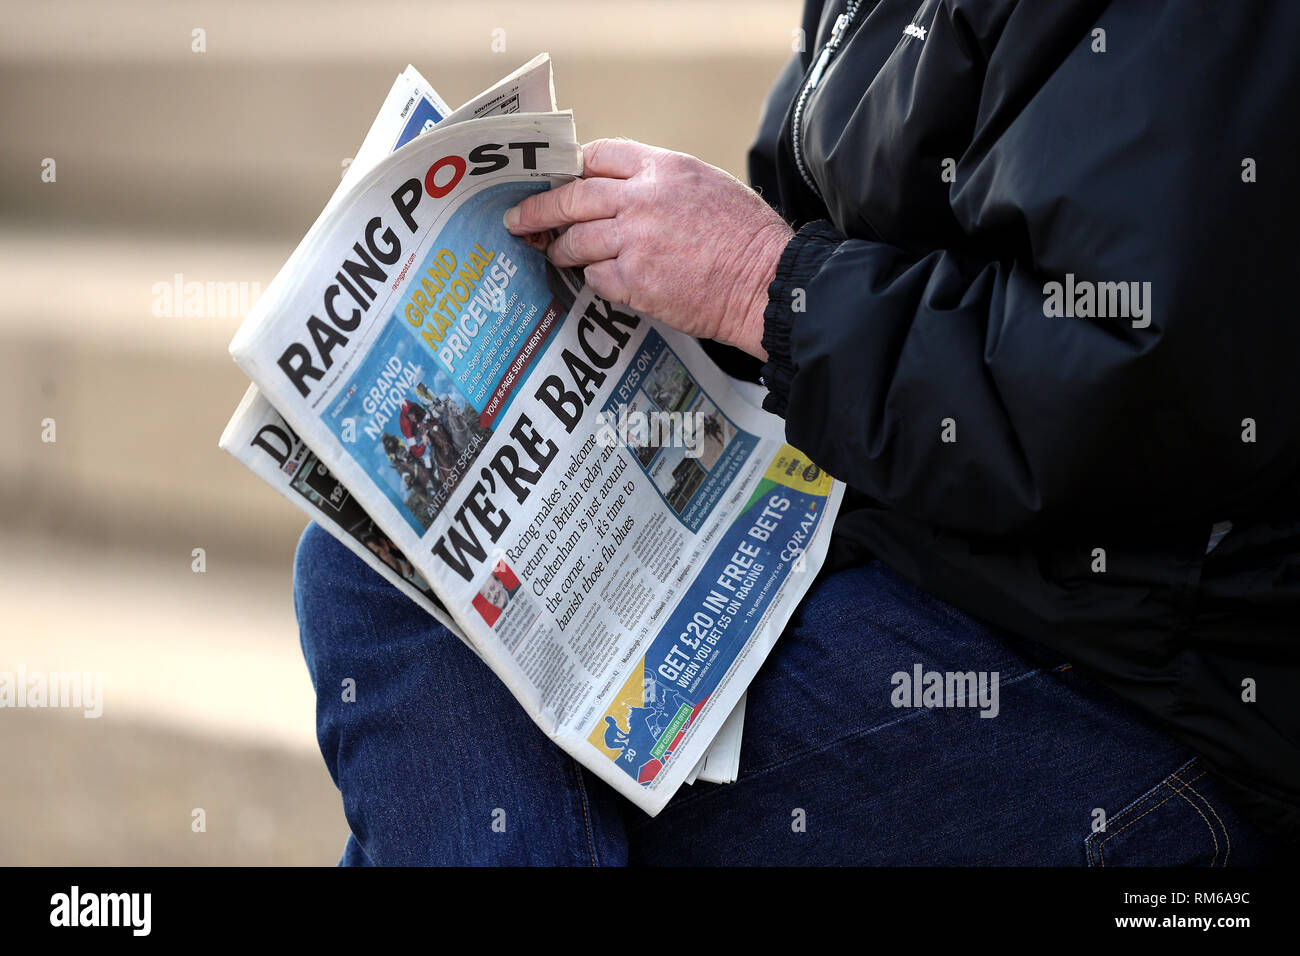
[2,0,796,237]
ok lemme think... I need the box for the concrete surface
[0,534,350,865]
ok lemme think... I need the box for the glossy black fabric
[733,0,1300,841]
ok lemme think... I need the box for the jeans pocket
[1085,758,1233,866]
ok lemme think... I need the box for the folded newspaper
[221,55,843,814]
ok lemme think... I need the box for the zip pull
[791,1,864,197]
[807,14,851,89]
[806,45,832,90]
[830,11,853,43]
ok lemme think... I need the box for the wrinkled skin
[504,139,792,360]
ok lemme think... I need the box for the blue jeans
[292,522,1278,865]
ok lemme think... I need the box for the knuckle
[585,138,613,170]
[586,261,613,296]
[556,181,580,220]
[614,252,639,284]
[563,226,587,261]
[595,177,623,215]
[519,193,546,230]
[608,214,625,253]
[547,231,570,263]
[626,217,653,252]
[635,153,658,179]
[623,178,649,209]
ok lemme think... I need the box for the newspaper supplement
[219,384,477,643]
[228,106,842,814]
[221,59,743,784]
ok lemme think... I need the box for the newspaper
[217,58,556,646]
[220,383,471,639]
[224,57,843,814]
[221,57,747,783]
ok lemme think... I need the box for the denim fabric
[292,522,1280,866]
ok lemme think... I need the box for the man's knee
[293,522,459,674]
[293,522,362,679]
[295,521,344,591]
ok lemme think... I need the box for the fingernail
[503,206,520,231]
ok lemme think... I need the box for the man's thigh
[294,526,1273,866]
[294,522,628,865]
[627,561,1250,865]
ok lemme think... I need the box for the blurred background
[0,0,798,863]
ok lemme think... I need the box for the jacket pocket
[1085,758,1233,866]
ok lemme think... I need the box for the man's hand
[503,139,792,360]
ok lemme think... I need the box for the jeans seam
[1085,758,1203,866]
[1168,785,1220,867]
[569,759,600,866]
[1169,769,1230,866]
[1094,773,1205,866]
[635,666,1047,825]
[760,624,1033,770]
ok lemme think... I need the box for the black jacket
[725,0,1300,840]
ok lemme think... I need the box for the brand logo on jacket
[903,23,927,41]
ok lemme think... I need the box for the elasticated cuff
[760,220,844,418]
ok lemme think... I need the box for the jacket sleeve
[759,217,1298,537]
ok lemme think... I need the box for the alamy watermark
[50,886,150,936]
[152,273,262,319]
[1043,273,1151,328]
[595,404,708,458]
[0,666,103,718]
[891,664,1000,718]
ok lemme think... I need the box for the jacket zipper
[791,0,863,198]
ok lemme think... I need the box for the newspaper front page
[219,59,555,647]
[227,66,842,814]
[221,57,746,783]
